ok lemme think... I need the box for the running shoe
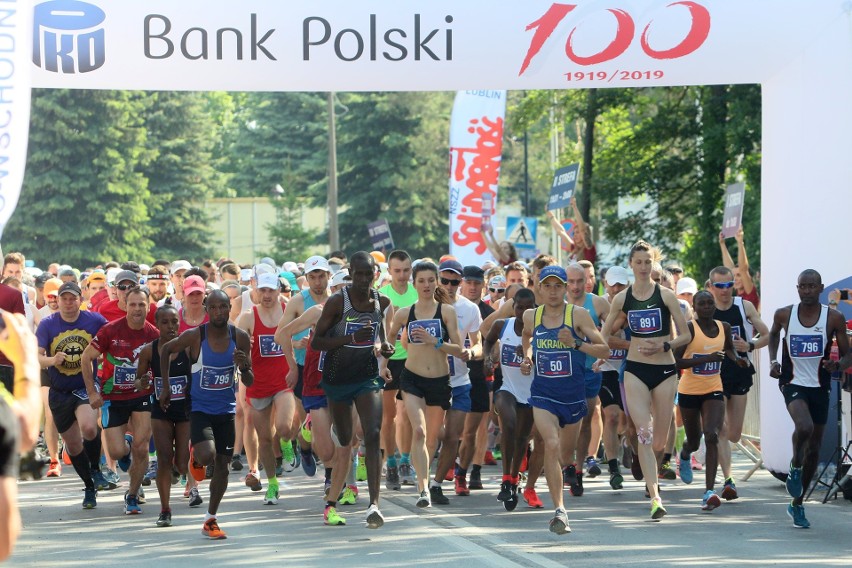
[82,487,97,509]
[621,442,633,470]
[483,451,497,466]
[263,486,279,505]
[416,490,431,508]
[46,460,61,478]
[188,486,203,507]
[650,498,667,520]
[356,455,367,482]
[609,471,624,490]
[563,464,578,487]
[179,474,187,487]
[469,467,483,490]
[91,468,111,491]
[569,471,584,497]
[504,484,519,511]
[323,479,332,499]
[701,490,721,511]
[142,460,157,486]
[124,491,141,515]
[202,517,227,539]
[171,465,180,485]
[281,439,298,473]
[722,478,739,501]
[585,456,602,478]
[691,455,703,470]
[444,468,454,481]
[275,457,285,478]
[454,475,470,496]
[679,454,693,484]
[492,448,502,461]
[245,470,262,492]
[399,463,415,485]
[301,416,313,444]
[205,464,214,479]
[631,454,644,481]
[787,501,810,529]
[189,446,206,482]
[230,455,243,472]
[156,510,172,527]
[430,485,450,505]
[137,488,146,504]
[523,487,544,508]
[117,434,133,473]
[301,450,317,477]
[549,508,571,535]
[365,504,384,529]
[385,465,401,491]
[497,480,512,502]
[340,485,358,505]
[658,461,676,480]
[324,505,346,526]
[786,462,803,498]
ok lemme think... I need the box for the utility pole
[327,91,340,251]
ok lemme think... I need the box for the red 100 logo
[519,1,711,75]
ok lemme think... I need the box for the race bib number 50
[535,351,572,378]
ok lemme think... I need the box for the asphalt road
[9,451,852,567]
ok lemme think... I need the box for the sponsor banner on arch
[29,0,837,91]
[448,90,506,267]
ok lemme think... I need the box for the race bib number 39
[501,343,523,368]
[113,366,137,390]
[790,335,824,358]
[200,366,235,390]
[259,335,283,357]
[628,308,663,334]
[407,319,442,344]
[155,375,188,401]
[535,351,572,378]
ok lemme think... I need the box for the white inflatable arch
[20,0,852,473]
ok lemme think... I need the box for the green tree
[4,89,153,267]
[141,91,224,261]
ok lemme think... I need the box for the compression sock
[70,450,94,490]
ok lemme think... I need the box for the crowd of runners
[1,223,850,552]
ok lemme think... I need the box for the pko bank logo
[33,0,106,73]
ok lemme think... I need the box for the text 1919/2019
[565,70,664,82]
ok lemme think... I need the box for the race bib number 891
[628,308,662,334]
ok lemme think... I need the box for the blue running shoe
[118,434,133,473]
[91,469,110,491]
[82,487,97,509]
[105,468,121,488]
[124,491,141,515]
[786,462,803,498]
[679,453,693,484]
[301,450,317,477]
[787,501,810,528]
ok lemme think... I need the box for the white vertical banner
[448,90,506,266]
[0,0,32,239]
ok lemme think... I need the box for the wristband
[434,338,444,350]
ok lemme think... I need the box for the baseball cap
[665,263,684,275]
[114,270,139,285]
[330,269,351,287]
[256,273,279,290]
[462,265,485,282]
[106,268,121,286]
[43,278,63,297]
[676,277,698,296]
[35,273,53,288]
[438,259,463,275]
[370,251,386,264]
[254,263,277,277]
[539,265,568,284]
[304,255,331,273]
[58,267,77,280]
[170,260,192,275]
[87,271,107,284]
[259,257,277,269]
[488,275,507,289]
[605,266,630,286]
[282,261,299,274]
[121,261,141,274]
[239,269,253,281]
[279,271,298,291]
[183,275,206,295]
[58,281,82,297]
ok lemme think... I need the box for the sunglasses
[440,277,461,286]
[489,287,506,294]
[281,287,292,293]
[116,283,135,291]
[712,281,735,289]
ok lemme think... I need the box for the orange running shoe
[46,461,62,477]
[189,446,206,483]
[523,486,544,508]
[202,517,227,539]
